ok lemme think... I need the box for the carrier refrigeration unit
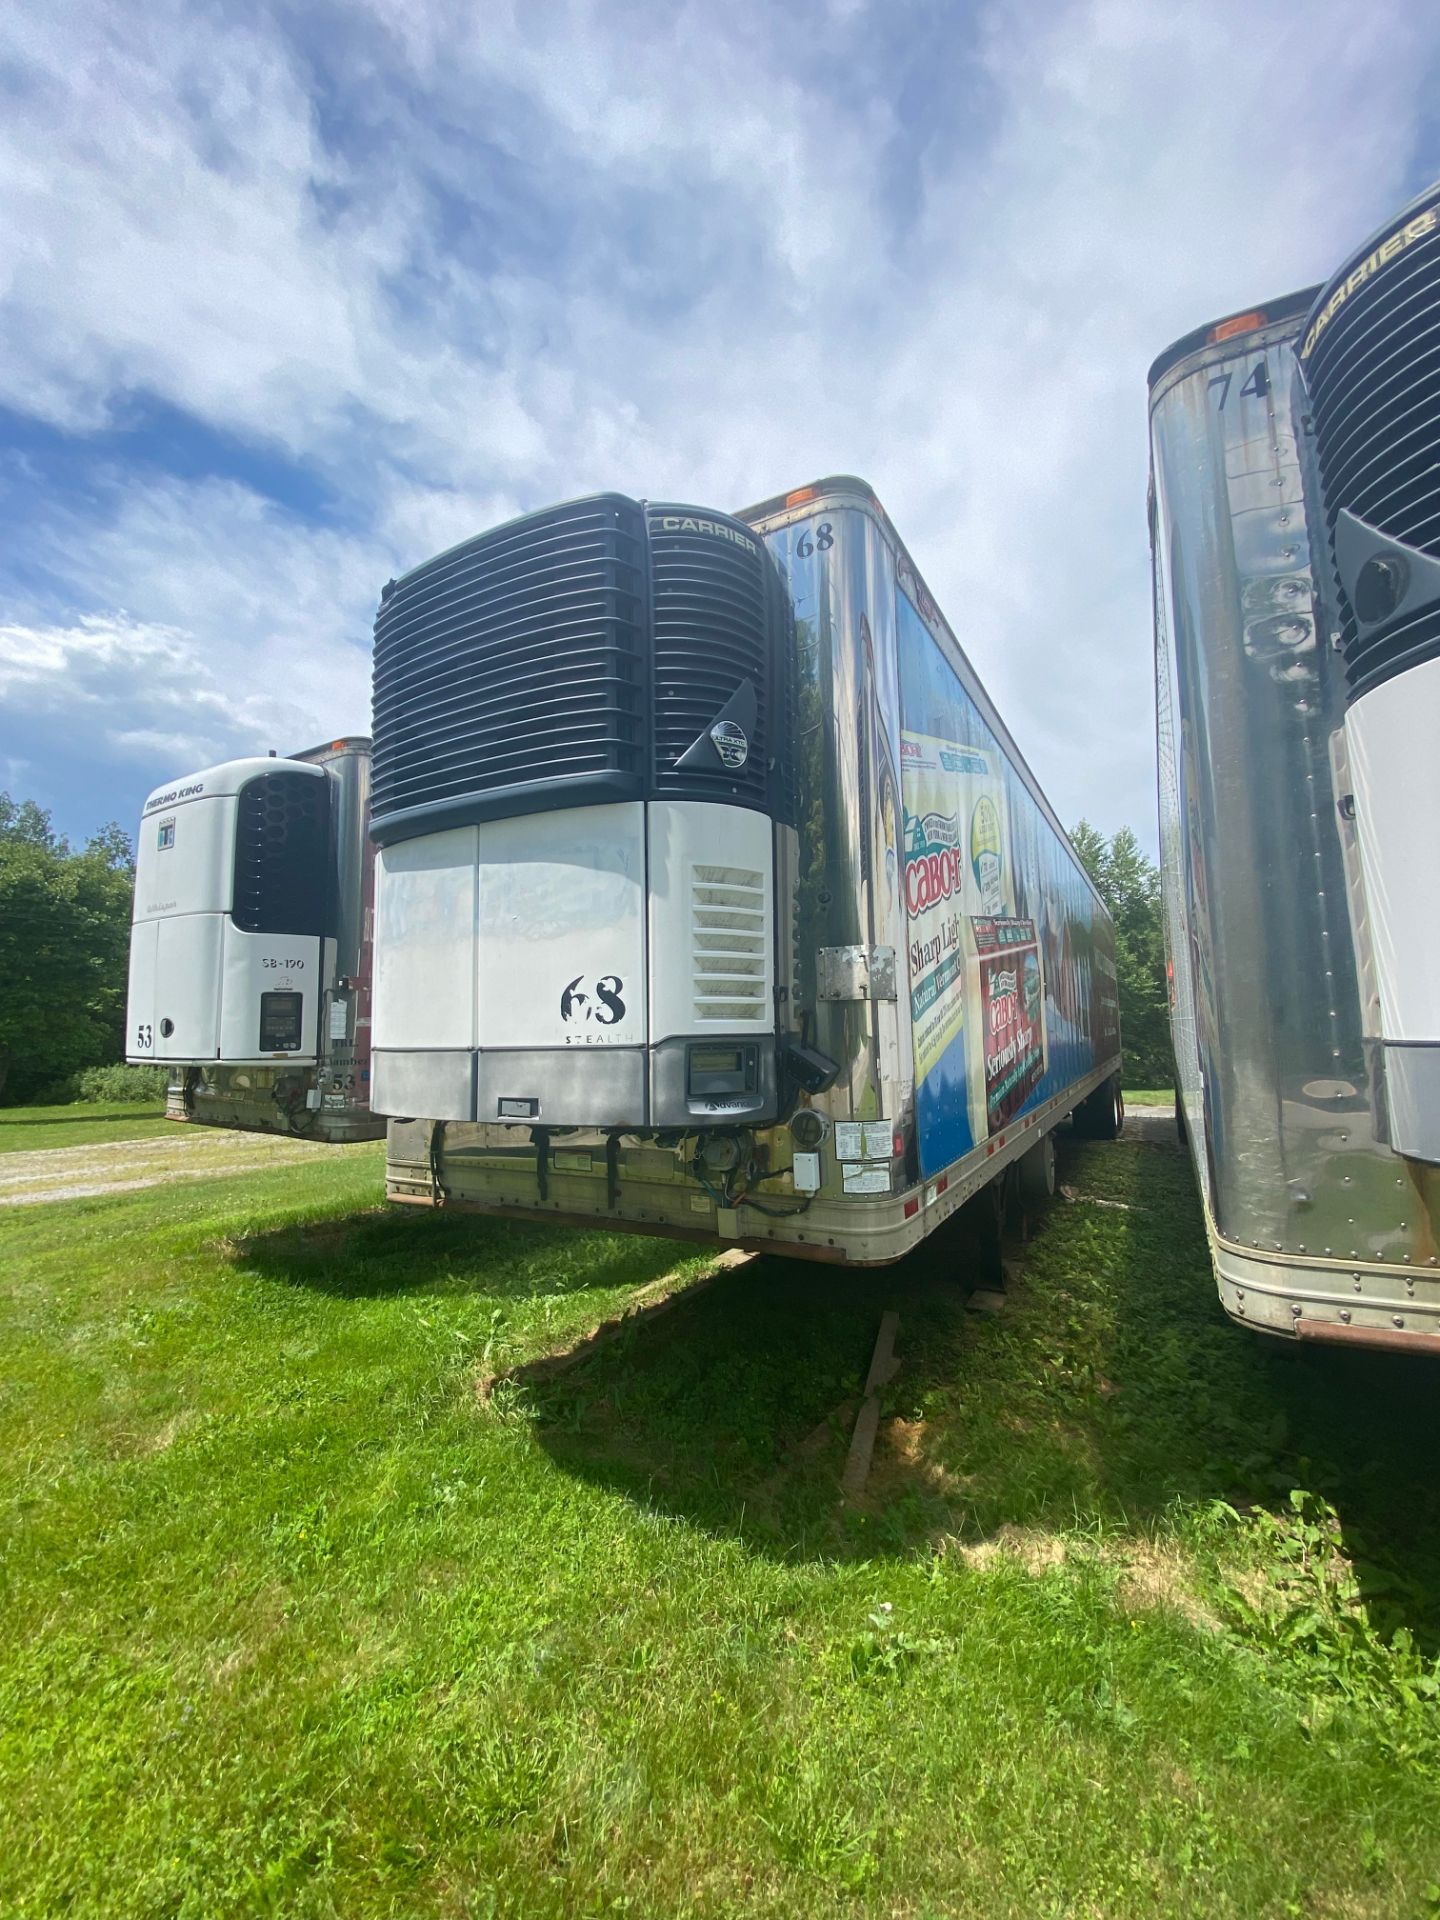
[126,736,383,1142]
[370,481,1122,1262]
[1148,181,1440,1351]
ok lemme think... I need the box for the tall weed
[1202,1490,1440,1770]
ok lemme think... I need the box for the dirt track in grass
[0,1126,374,1207]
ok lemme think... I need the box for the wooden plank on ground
[841,1310,900,1500]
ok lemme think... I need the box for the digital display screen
[689,1047,742,1075]
[259,991,303,1052]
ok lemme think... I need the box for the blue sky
[2,0,1438,853]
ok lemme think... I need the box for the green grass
[1122,1087,1174,1106]
[3,1128,1440,1917]
[0,1099,171,1153]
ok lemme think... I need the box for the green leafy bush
[47,1064,171,1104]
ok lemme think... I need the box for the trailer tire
[1175,1089,1187,1147]
[1073,1074,1123,1141]
[1015,1130,1056,1211]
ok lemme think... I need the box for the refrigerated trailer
[1148,182,1440,1350]
[371,477,1122,1260]
[126,736,383,1142]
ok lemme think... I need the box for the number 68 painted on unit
[560,975,626,1026]
[794,523,835,560]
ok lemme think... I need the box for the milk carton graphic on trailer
[370,480,1122,1261]
[126,736,383,1142]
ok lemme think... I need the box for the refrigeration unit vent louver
[648,511,772,807]
[691,864,768,1022]
[371,496,648,833]
[1303,190,1440,701]
[232,772,329,936]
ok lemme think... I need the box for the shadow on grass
[519,1130,1440,1616]
[231,1203,699,1305]
[521,1200,1021,1564]
[0,1110,165,1129]
[227,1139,1440,1614]
[1069,1132,1440,1640]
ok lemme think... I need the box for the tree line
[0,792,1173,1104]
[0,796,135,1103]
[1071,820,1172,1090]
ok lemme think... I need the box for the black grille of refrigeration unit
[232,771,330,936]
[371,494,793,844]
[647,504,777,810]
[1301,183,1440,702]
[370,495,649,837]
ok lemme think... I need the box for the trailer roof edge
[1146,288,1320,392]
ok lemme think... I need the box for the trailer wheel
[1175,1088,1187,1147]
[1015,1130,1056,1211]
[1073,1074,1123,1141]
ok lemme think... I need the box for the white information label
[862,1121,893,1160]
[842,1165,891,1196]
[835,1122,864,1161]
[328,998,349,1041]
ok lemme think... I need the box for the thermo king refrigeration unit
[126,736,382,1142]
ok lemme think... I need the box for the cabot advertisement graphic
[901,729,1006,1086]
[973,916,1047,1132]
[898,588,1095,1176]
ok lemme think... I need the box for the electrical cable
[733,1189,813,1219]
[689,1156,812,1220]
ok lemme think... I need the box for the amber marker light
[1209,309,1267,343]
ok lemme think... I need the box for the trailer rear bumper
[383,1064,1121,1267]
[165,1078,385,1144]
[1212,1236,1440,1353]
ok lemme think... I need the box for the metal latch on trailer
[816,945,897,1002]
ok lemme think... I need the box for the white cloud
[0,0,1437,843]
[0,611,307,773]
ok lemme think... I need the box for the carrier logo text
[657,515,757,553]
[1301,208,1438,360]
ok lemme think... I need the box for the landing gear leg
[962,1177,1009,1312]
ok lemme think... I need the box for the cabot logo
[710,720,748,769]
[905,846,964,916]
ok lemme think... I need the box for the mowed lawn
[0,1100,172,1154]
[3,1116,1440,1917]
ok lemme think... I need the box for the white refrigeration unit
[1299,183,1440,1168]
[126,736,382,1142]
[367,497,801,1136]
